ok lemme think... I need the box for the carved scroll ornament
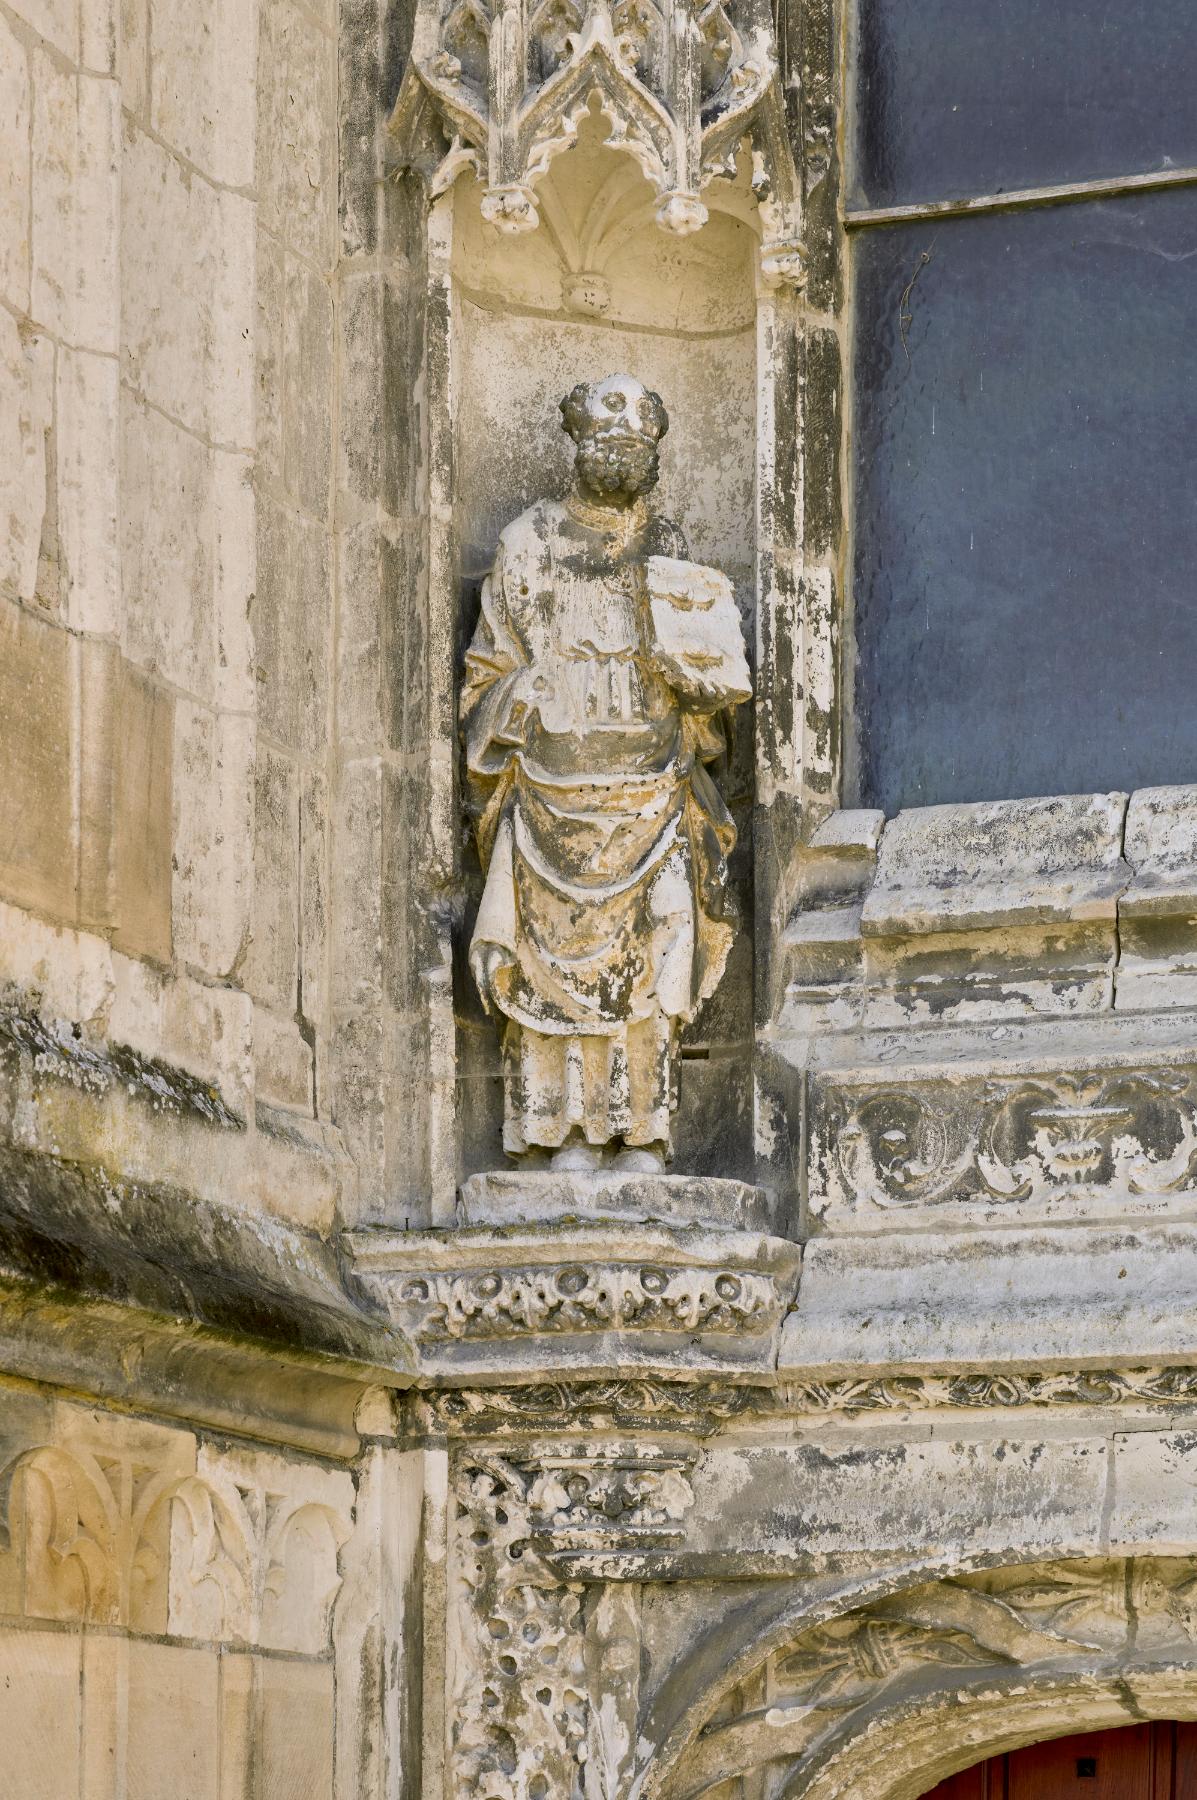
[822,1065,1197,1214]
[389,0,804,285]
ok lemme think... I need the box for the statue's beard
[575,433,659,500]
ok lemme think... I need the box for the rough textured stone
[862,791,1130,936]
[1,1,1197,1793]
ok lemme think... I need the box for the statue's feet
[611,1143,667,1174]
[550,1139,604,1173]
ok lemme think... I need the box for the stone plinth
[457,1169,773,1231]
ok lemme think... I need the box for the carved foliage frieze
[389,0,804,284]
[427,1378,764,1434]
[399,1263,780,1339]
[816,1063,1197,1218]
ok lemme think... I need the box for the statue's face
[561,375,668,505]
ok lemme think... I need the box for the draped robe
[462,495,738,1155]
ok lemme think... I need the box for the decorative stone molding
[389,0,804,284]
[347,1222,802,1379]
[451,1452,589,1800]
[812,1055,1197,1222]
[0,1441,352,1651]
[659,1556,1197,1800]
[425,1363,1197,1436]
[402,1264,775,1339]
[451,1440,694,1797]
[426,1378,765,1434]
[780,1364,1197,1417]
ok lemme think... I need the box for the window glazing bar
[844,164,1197,229]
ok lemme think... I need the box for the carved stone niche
[390,0,804,286]
[388,0,806,1215]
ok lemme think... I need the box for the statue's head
[560,374,669,505]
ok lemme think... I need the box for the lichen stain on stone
[0,1004,244,1130]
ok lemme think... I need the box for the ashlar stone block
[0,313,53,605]
[172,699,254,977]
[0,598,74,922]
[1109,1430,1197,1555]
[862,791,1130,936]
[125,1641,219,1800]
[0,21,30,314]
[693,1435,1108,1565]
[57,345,120,636]
[0,1627,82,1800]
[256,0,335,268]
[121,394,214,694]
[257,1657,334,1799]
[246,747,300,1011]
[121,124,253,445]
[14,0,78,60]
[32,57,120,353]
[150,0,257,185]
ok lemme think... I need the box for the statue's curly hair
[559,379,669,443]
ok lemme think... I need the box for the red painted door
[921,1724,1197,1799]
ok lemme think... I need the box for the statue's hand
[502,669,550,741]
[471,942,511,1016]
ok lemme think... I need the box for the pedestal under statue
[463,374,751,1173]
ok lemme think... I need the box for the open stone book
[645,555,752,708]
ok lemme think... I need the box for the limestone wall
[0,0,436,1234]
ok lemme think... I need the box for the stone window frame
[801,0,1197,865]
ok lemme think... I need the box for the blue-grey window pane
[852,0,1197,210]
[851,191,1197,818]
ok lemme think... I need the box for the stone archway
[648,1557,1197,1800]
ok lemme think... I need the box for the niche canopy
[389,0,805,286]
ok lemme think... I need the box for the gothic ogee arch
[644,1556,1197,1800]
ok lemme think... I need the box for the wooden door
[921,1724,1197,1799]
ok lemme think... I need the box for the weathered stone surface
[457,1169,772,1230]
[0,599,73,921]
[463,375,748,1170]
[171,700,253,977]
[150,0,257,184]
[1124,784,1197,916]
[0,21,30,314]
[0,314,52,604]
[246,747,300,1011]
[862,792,1130,936]
[32,56,119,354]
[781,1224,1197,1374]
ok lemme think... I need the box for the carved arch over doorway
[645,1557,1197,1800]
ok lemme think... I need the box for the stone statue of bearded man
[463,374,751,1174]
